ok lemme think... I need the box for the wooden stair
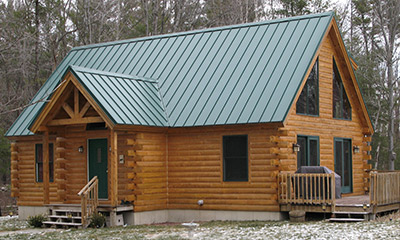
[43,206,83,228]
[328,211,369,222]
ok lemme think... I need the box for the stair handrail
[78,176,98,227]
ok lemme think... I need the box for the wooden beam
[74,88,79,115]
[79,102,91,118]
[43,131,50,204]
[48,116,104,126]
[110,130,118,206]
[62,102,74,118]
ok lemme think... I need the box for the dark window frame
[223,135,248,182]
[333,58,352,120]
[297,135,320,168]
[35,143,54,183]
[296,58,319,116]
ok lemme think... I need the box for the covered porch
[278,171,400,220]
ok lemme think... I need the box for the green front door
[334,138,352,194]
[88,139,108,199]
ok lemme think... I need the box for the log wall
[166,124,282,212]
[285,30,372,196]
[11,136,59,206]
[117,131,167,212]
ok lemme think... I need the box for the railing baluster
[78,176,99,228]
[278,173,337,207]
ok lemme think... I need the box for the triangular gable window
[333,58,351,120]
[296,59,319,116]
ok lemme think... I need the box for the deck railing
[278,173,336,207]
[78,176,98,227]
[370,171,400,205]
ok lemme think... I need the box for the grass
[1,215,400,239]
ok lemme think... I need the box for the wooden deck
[278,171,400,220]
[336,195,369,205]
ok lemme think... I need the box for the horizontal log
[168,177,221,183]
[363,145,372,151]
[168,166,220,173]
[134,205,167,212]
[134,199,167,206]
[136,182,167,189]
[135,194,166,201]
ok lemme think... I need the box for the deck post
[43,130,50,204]
[330,173,335,213]
[110,130,118,207]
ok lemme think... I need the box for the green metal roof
[70,66,168,126]
[6,12,334,136]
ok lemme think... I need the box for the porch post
[43,130,50,204]
[110,129,118,206]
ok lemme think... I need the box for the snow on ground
[0,219,400,239]
[190,221,400,240]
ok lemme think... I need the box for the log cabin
[6,12,399,226]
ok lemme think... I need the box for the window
[35,143,54,182]
[296,59,319,116]
[333,58,351,120]
[223,135,248,181]
[297,135,319,168]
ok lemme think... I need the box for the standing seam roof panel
[234,22,284,124]
[72,67,167,126]
[226,24,275,124]
[246,21,298,123]
[273,16,332,122]
[262,19,319,121]
[133,39,163,76]
[97,45,122,71]
[174,30,229,126]
[202,27,252,125]
[258,19,311,122]
[101,75,145,125]
[128,81,166,126]
[103,43,129,72]
[170,31,223,125]
[189,28,244,126]
[166,32,214,110]
[206,26,260,125]
[6,12,338,136]
[125,41,153,75]
[161,34,204,99]
[214,25,266,125]
[140,38,175,77]
[181,29,239,126]
[117,42,144,74]
[110,43,138,73]
[76,72,122,124]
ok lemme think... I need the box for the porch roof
[69,66,168,126]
